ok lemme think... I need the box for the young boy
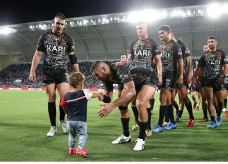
[60,72,101,157]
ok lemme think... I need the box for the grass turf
[0,90,228,161]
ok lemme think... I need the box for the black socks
[158,105,168,126]
[138,121,147,140]
[147,107,152,130]
[121,118,130,137]
[132,106,138,123]
[186,102,194,119]
[167,105,175,124]
[48,102,56,126]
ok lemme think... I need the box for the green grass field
[0,90,228,162]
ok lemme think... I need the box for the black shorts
[42,68,67,86]
[204,79,223,91]
[135,71,158,92]
[201,79,206,88]
[161,72,178,90]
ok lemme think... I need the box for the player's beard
[53,25,62,35]
[209,45,215,50]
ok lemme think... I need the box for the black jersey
[177,40,191,74]
[198,49,228,81]
[129,37,159,71]
[104,62,132,91]
[37,30,75,70]
[159,40,183,73]
[104,61,156,91]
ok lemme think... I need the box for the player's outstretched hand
[97,104,113,118]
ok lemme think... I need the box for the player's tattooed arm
[177,58,184,87]
[98,81,136,117]
[29,51,43,82]
[219,63,228,84]
[128,54,134,61]
[186,56,193,84]
[154,55,162,86]
[186,56,193,75]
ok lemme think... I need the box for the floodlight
[222,4,228,13]
[171,10,186,17]
[207,3,222,18]
[0,27,11,35]
[127,9,160,23]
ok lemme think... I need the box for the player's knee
[136,100,146,111]
[48,95,56,102]
[118,106,128,110]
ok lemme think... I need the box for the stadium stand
[0,62,103,89]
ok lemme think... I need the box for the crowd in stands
[0,60,198,89]
[0,62,103,89]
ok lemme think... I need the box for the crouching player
[91,61,158,151]
[60,72,102,157]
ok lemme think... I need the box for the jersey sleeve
[177,40,191,58]
[36,34,44,52]
[173,41,183,60]
[184,46,191,58]
[152,40,160,56]
[198,54,206,68]
[67,35,75,53]
[118,66,132,85]
[104,81,114,92]
[129,41,134,57]
[60,95,66,108]
[83,90,93,101]
[221,51,228,65]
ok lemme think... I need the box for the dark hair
[207,36,217,41]
[90,61,103,72]
[68,72,85,88]
[120,54,126,57]
[55,13,65,20]
[158,25,171,32]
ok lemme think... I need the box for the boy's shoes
[69,148,76,155]
[76,148,89,158]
